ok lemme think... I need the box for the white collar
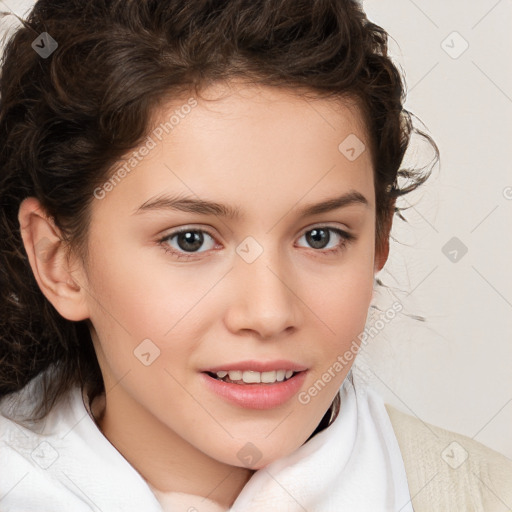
[229,370,413,511]
[81,369,413,511]
[0,369,413,511]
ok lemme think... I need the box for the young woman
[1,1,510,511]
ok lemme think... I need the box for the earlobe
[374,239,390,273]
[18,197,90,321]
[374,202,395,274]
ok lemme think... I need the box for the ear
[374,238,390,273]
[18,197,90,321]
[374,201,395,274]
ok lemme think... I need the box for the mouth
[204,369,302,385]
[200,368,309,409]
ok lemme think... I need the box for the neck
[91,389,255,509]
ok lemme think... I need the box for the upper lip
[200,360,308,373]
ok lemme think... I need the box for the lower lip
[200,371,308,410]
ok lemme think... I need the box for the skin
[19,80,391,509]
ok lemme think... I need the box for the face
[78,81,379,470]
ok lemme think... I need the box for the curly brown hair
[0,0,438,434]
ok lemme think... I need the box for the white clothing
[0,369,413,511]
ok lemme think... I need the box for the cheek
[305,246,375,358]
[296,258,374,415]
[336,262,374,325]
[85,247,210,371]
[314,237,375,315]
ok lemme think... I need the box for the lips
[200,369,308,409]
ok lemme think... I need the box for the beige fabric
[385,403,512,512]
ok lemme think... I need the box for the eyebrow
[133,190,369,219]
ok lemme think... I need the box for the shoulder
[385,403,512,512]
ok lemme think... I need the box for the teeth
[214,369,297,384]
[261,371,277,383]
[242,371,261,383]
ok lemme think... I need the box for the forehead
[155,80,371,152]
[93,81,375,222]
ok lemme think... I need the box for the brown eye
[297,227,354,253]
[159,228,217,260]
[174,231,205,252]
[305,228,332,249]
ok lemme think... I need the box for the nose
[224,241,301,340]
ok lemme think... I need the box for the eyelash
[157,225,355,261]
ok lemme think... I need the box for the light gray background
[360,0,512,460]
[1,0,511,458]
